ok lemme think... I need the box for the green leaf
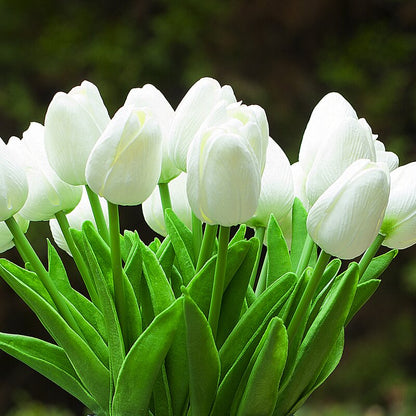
[165,208,195,284]
[0,333,102,415]
[216,238,258,347]
[275,263,359,415]
[290,198,308,272]
[266,215,291,287]
[149,237,162,253]
[0,263,110,411]
[346,279,380,324]
[124,236,143,302]
[184,291,220,416]
[112,299,183,416]
[236,317,288,416]
[360,249,398,283]
[315,258,342,296]
[229,224,247,245]
[157,240,175,281]
[152,365,173,416]
[140,240,175,315]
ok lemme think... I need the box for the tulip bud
[168,77,236,172]
[0,140,28,221]
[44,80,110,185]
[125,84,180,183]
[8,123,82,221]
[0,215,29,253]
[86,106,162,205]
[49,189,108,256]
[299,92,357,174]
[247,138,294,228]
[307,159,390,259]
[143,172,192,236]
[187,126,262,226]
[380,162,416,249]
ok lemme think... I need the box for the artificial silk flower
[44,80,110,185]
[247,137,294,228]
[307,159,390,260]
[305,116,376,205]
[86,105,162,205]
[125,84,180,183]
[49,189,108,256]
[0,140,28,221]
[380,162,416,249]
[143,172,192,236]
[299,92,357,174]
[186,125,262,226]
[0,215,29,253]
[8,123,82,221]
[374,139,399,172]
[168,77,236,172]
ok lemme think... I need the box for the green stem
[249,227,265,287]
[208,226,230,339]
[85,185,109,244]
[287,250,331,342]
[108,202,127,352]
[5,216,81,334]
[158,182,172,212]
[196,224,218,272]
[54,211,101,308]
[192,213,202,260]
[296,235,315,276]
[358,233,386,279]
[255,252,268,295]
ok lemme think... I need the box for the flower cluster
[0,78,414,416]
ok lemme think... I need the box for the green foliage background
[0,0,415,414]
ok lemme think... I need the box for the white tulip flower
[44,80,110,185]
[374,139,399,172]
[168,77,236,172]
[291,162,309,211]
[8,123,82,221]
[49,189,108,256]
[86,106,162,206]
[380,162,416,249]
[0,215,29,253]
[143,172,192,236]
[247,138,294,228]
[307,159,390,259]
[125,84,180,183]
[0,140,28,221]
[187,124,262,226]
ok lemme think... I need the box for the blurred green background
[0,0,415,414]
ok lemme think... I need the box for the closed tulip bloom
[168,77,236,172]
[143,172,192,236]
[187,125,262,226]
[307,159,390,259]
[86,106,162,205]
[44,80,110,185]
[299,92,357,174]
[247,138,294,228]
[125,84,180,183]
[291,162,309,211]
[0,140,28,221]
[374,139,399,172]
[49,189,108,256]
[0,215,29,253]
[305,116,376,205]
[8,123,82,221]
[381,162,416,249]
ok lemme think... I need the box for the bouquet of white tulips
[0,77,414,416]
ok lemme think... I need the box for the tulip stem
[108,201,127,351]
[358,233,386,279]
[85,185,109,244]
[208,225,230,339]
[287,250,331,343]
[158,183,172,212]
[296,235,315,277]
[196,224,218,272]
[54,211,101,308]
[5,216,81,335]
[249,227,265,288]
[192,213,202,260]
